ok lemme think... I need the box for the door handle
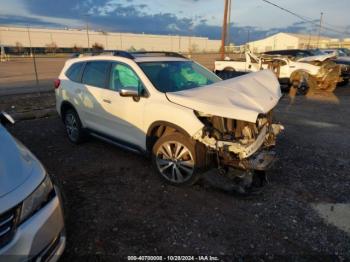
[103,99,112,104]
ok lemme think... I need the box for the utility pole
[84,14,91,51]
[220,0,229,60]
[227,0,232,48]
[307,31,311,49]
[316,12,323,48]
[27,25,40,91]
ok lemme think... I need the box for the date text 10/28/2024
[127,256,220,261]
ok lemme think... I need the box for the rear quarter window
[65,62,84,82]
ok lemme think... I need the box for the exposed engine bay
[192,111,284,194]
[193,111,284,170]
[165,70,284,193]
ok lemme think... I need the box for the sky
[0,0,349,44]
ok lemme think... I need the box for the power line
[260,0,348,35]
[323,21,349,31]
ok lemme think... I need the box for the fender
[146,121,194,152]
[147,121,191,138]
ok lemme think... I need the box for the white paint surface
[166,70,281,123]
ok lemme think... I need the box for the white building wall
[248,33,299,53]
[247,32,344,52]
[0,26,221,52]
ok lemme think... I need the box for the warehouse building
[247,32,349,53]
[0,26,221,53]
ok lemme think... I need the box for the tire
[63,109,84,144]
[296,79,309,95]
[152,132,204,186]
[290,72,309,95]
[338,79,349,87]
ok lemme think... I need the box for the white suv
[55,51,283,190]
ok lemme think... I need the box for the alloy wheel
[65,113,79,142]
[156,141,195,184]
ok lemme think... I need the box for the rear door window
[82,61,110,88]
[65,62,84,82]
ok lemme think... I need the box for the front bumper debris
[244,150,276,171]
[220,148,276,171]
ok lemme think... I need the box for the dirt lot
[2,86,350,260]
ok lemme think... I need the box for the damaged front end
[193,111,284,193]
[305,60,342,92]
[166,70,283,193]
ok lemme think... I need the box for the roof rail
[131,51,186,59]
[110,50,135,59]
[73,50,187,60]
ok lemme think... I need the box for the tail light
[54,79,61,89]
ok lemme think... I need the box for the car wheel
[152,132,203,186]
[296,78,309,95]
[291,72,309,95]
[63,109,84,144]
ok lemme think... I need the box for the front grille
[0,205,20,249]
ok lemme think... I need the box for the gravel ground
[5,87,350,261]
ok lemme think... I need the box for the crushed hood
[166,70,281,123]
[297,53,335,62]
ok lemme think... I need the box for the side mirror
[0,111,15,126]
[119,89,139,97]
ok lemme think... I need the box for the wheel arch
[223,66,236,72]
[146,121,191,152]
[60,101,78,119]
[289,69,311,83]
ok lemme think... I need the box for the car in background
[0,112,65,261]
[323,48,350,57]
[215,50,341,93]
[264,49,350,85]
[264,49,323,60]
[55,51,284,193]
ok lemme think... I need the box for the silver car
[0,112,65,261]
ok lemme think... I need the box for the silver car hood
[0,125,43,198]
[166,70,281,123]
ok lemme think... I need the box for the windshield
[138,61,221,93]
[309,49,326,56]
[340,48,350,56]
